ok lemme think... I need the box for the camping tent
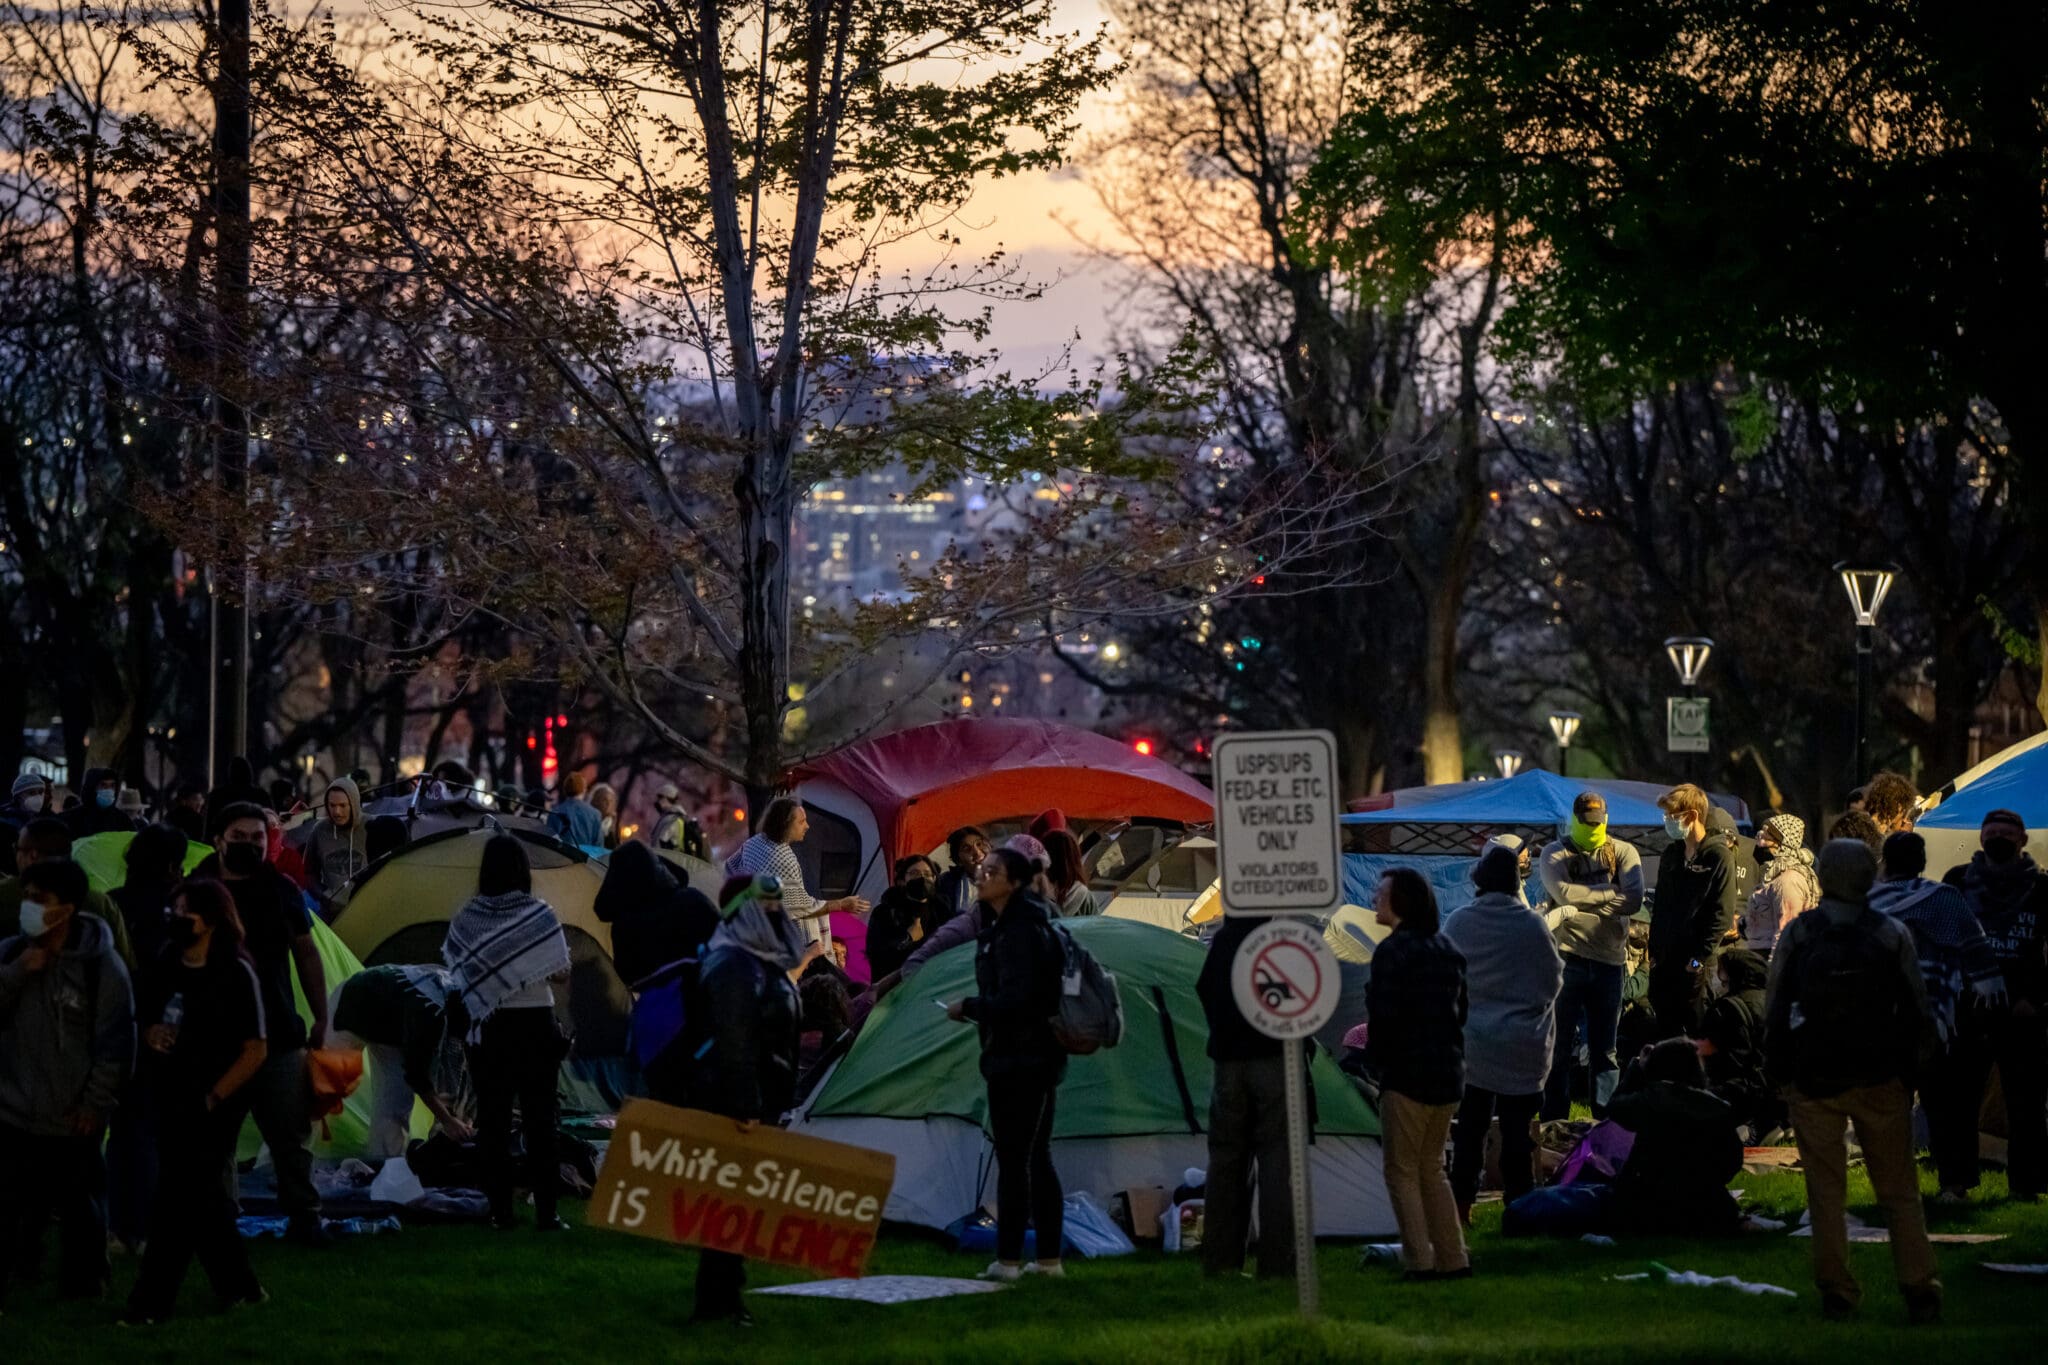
[73,830,211,893]
[793,916,1395,1238]
[791,719,1216,903]
[1342,770,1750,850]
[1914,731,2048,877]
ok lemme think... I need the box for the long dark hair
[478,834,533,897]
[1044,830,1086,899]
[176,877,247,960]
[1379,867,1440,936]
[761,797,803,843]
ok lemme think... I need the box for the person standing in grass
[1538,792,1643,1119]
[945,847,1068,1283]
[691,874,806,1327]
[1197,913,1297,1278]
[444,835,572,1233]
[1365,867,1470,1281]
[122,879,266,1325]
[1765,838,1940,1324]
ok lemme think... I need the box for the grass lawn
[10,1166,2048,1362]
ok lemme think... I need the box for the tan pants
[1380,1090,1468,1273]
[1789,1080,1941,1307]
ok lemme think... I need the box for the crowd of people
[2,750,2044,1329]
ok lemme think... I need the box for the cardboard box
[1123,1185,1170,1243]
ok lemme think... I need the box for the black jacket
[696,946,799,1122]
[1945,853,2048,1008]
[1364,926,1468,1106]
[865,886,933,981]
[64,767,137,839]
[1197,916,1280,1062]
[1699,948,1769,1109]
[1650,809,1741,968]
[1607,1079,1743,1236]
[961,891,1065,1082]
[110,882,178,970]
[933,867,978,930]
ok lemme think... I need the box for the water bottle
[161,992,185,1043]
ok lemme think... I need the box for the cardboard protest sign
[589,1099,896,1278]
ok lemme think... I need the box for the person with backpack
[691,875,807,1326]
[1197,914,1299,1278]
[944,846,1068,1283]
[1765,838,1940,1324]
[1941,808,2048,1200]
[1538,792,1644,1119]
[1366,868,1470,1281]
[1649,785,1741,1038]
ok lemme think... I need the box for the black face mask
[903,878,932,902]
[220,842,265,877]
[1984,836,2021,865]
[1755,846,1776,866]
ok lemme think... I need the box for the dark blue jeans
[1543,956,1624,1120]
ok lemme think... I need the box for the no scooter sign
[1229,919,1339,1040]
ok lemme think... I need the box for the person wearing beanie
[1940,809,2048,1199]
[1538,791,1644,1119]
[0,773,53,839]
[1764,838,1939,1324]
[1444,844,1563,1221]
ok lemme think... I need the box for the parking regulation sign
[1229,919,1340,1040]
[1211,729,1343,915]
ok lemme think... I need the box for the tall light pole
[1836,562,1897,785]
[1492,748,1524,780]
[1548,711,1582,777]
[1664,636,1713,782]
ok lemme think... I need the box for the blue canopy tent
[1339,771,1748,858]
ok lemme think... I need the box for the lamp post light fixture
[1663,636,1714,689]
[1835,562,1898,784]
[1548,711,1582,776]
[1493,748,1525,780]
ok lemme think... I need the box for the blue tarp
[1340,853,1544,912]
[1919,737,2048,830]
[1341,771,1673,828]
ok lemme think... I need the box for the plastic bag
[370,1155,426,1206]
[1060,1193,1135,1258]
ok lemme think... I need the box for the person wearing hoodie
[1605,1038,1744,1237]
[690,874,808,1325]
[299,777,370,908]
[0,772,54,838]
[945,847,1069,1283]
[1649,786,1741,1038]
[1695,947,1777,1137]
[1538,792,1645,1120]
[1941,808,2048,1200]
[865,855,939,982]
[63,766,136,839]
[1766,839,1940,1324]
[1873,831,2007,1201]
[0,818,135,965]
[1739,814,1818,957]
[0,858,133,1311]
[593,840,720,987]
[1445,844,1563,1222]
[443,835,572,1232]
[1197,913,1301,1279]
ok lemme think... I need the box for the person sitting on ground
[595,841,721,988]
[330,964,473,1160]
[796,969,852,1092]
[1739,814,1818,958]
[1766,838,1940,1324]
[1694,947,1778,1139]
[0,817,135,967]
[1873,830,2004,1203]
[1444,843,1562,1225]
[1605,1037,1744,1238]
[865,855,939,982]
[933,826,991,926]
[0,857,134,1313]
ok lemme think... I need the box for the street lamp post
[1548,711,1582,777]
[1835,562,1897,785]
[1492,748,1525,780]
[1664,636,1714,782]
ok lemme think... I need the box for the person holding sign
[690,874,807,1327]
[944,847,1068,1282]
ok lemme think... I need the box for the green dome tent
[72,830,210,894]
[793,917,1395,1237]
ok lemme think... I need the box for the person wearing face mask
[64,766,137,839]
[121,879,267,1325]
[690,874,807,1325]
[1738,814,1818,958]
[1,772,53,838]
[865,855,939,981]
[1943,809,2048,1200]
[190,803,329,1245]
[1648,784,1740,1039]
[1537,792,1644,1120]
[0,858,134,1313]
[0,818,135,966]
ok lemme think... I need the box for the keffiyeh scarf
[443,891,570,1041]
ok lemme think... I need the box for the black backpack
[1790,909,1910,1097]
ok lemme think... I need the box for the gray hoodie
[299,776,369,901]
[1444,890,1565,1095]
[0,913,135,1135]
[1540,834,1646,967]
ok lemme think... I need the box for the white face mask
[1663,816,1688,840]
[20,793,43,814]
[19,899,59,938]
